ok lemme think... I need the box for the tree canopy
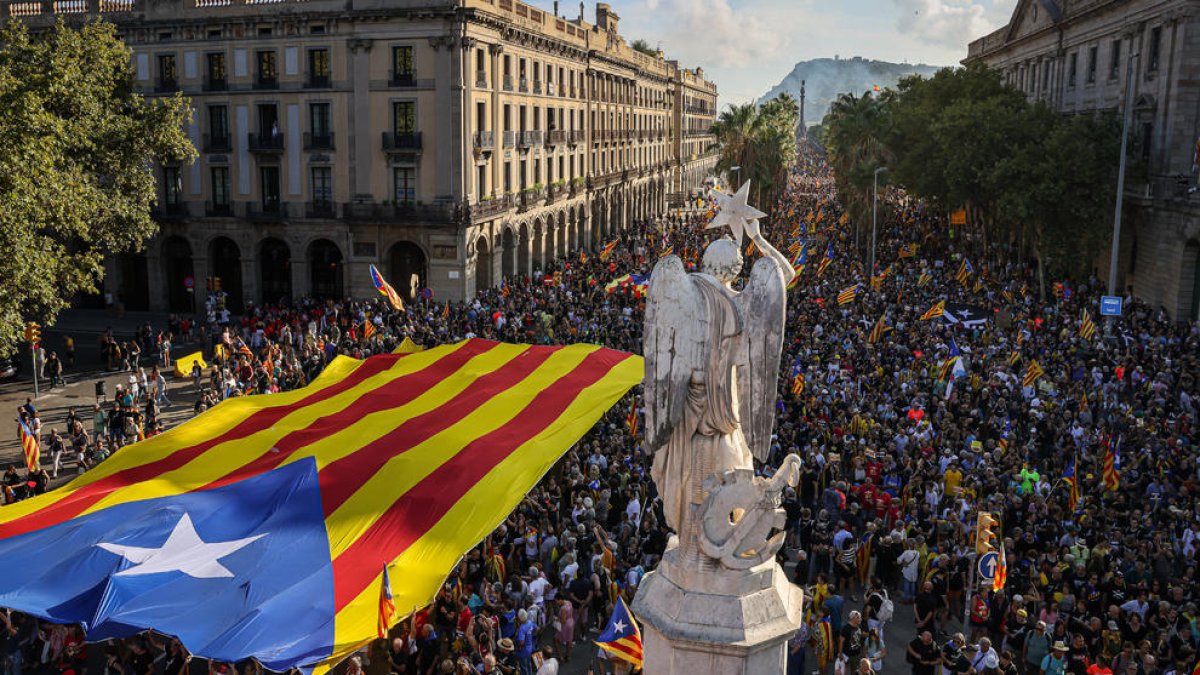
[0,20,195,356]
[710,94,799,209]
[819,63,1121,295]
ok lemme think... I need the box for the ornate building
[3,0,717,310]
[966,0,1200,320]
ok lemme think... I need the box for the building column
[241,255,258,306]
[291,256,309,300]
[146,246,167,312]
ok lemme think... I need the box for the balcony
[502,130,516,149]
[547,130,567,146]
[389,71,416,88]
[202,78,227,92]
[546,182,566,203]
[382,132,423,154]
[253,75,278,90]
[246,202,286,222]
[303,132,335,151]
[518,77,529,93]
[247,132,285,153]
[342,201,460,224]
[473,131,495,152]
[154,79,179,93]
[471,194,513,220]
[205,201,233,217]
[305,74,332,89]
[305,200,337,218]
[475,71,487,88]
[153,202,187,220]
[202,133,231,153]
[533,80,543,94]
[517,187,545,211]
[518,130,543,149]
[503,75,514,91]
[547,82,557,96]
[568,130,585,145]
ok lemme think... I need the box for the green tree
[0,20,194,356]
[710,95,798,209]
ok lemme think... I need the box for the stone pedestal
[632,547,803,674]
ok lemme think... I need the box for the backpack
[872,589,895,622]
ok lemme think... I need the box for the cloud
[892,0,1011,49]
[639,0,787,69]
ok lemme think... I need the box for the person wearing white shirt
[970,638,1000,672]
[528,569,550,607]
[625,494,641,528]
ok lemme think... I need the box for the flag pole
[1106,32,1138,335]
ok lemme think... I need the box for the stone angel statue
[643,182,801,570]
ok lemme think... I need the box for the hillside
[761,57,945,126]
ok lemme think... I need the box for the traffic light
[976,511,998,554]
[23,322,40,345]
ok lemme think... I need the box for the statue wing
[643,256,707,453]
[734,256,787,462]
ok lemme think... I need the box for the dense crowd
[6,142,1200,675]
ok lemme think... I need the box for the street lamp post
[1107,37,1138,333]
[872,166,888,275]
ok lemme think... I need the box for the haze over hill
[761,56,945,126]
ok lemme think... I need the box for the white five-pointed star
[97,513,266,579]
[705,181,767,246]
[612,619,627,633]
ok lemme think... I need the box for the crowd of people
[5,141,1200,675]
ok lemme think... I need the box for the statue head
[702,238,743,285]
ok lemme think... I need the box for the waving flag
[836,284,860,305]
[787,244,809,289]
[1023,360,1045,388]
[789,356,805,396]
[868,315,892,344]
[1063,455,1080,512]
[998,418,1011,452]
[1102,436,1120,491]
[18,419,39,474]
[377,565,395,638]
[595,597,643,669]
[899,243,919,258]
[599,239,619,262]
[500,278,510,297]
[0,339,641,673]
[993,544,1007,591]
[856,531,873,583]
[1007,351,1020,366]
[920,300,945,321]
[625,398,638,438]
[917,271,933,287]
[369,264,405,312]
[817,241,834,276]
[361,321,376,340]
[1079,310,1097,340]
[956,258,974,285]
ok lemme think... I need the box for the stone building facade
[966,0,1200,320]
[4,0,717,311]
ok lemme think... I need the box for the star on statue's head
[705,181,766,246]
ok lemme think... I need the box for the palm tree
[710,96,798,209]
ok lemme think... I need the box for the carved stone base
[631,547,804,674]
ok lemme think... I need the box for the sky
[586,0,1018,104]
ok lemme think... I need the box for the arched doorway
[259,237,292,306]
[209,236,243,313]
[532,220,545,271]
[475,236,493,289]
[308,239,344,299]
[518,224,531,277]
[389,241,427,301]
[162,236,194,313]
[501,229,515,279]
[117,252,150,312]
[576,206,587,250]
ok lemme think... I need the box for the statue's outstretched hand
[745,218,762,243]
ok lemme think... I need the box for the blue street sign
[978,551,999,580]
[1100,296,1122,317]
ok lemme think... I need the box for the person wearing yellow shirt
[944,463,963,497]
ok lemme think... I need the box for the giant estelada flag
[0,339,641,672]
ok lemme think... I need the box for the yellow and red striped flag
[1079,310,1097,340]
[868,315,892,344]
[599,239,619,262]
[0,339,641,673]
[625,398,638,438]
[369,264,405,312]
[1007,351,1020,366]
[17,419,39,474]
[837,284,860,305]
[920,300,945,321]
[362,321,376,340]
[1023,360,1045,388]
[377,564,396,638]
[993,543,1007,591]
[1102,436,1121,492]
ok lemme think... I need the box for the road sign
[977,551,999,581]
[184,275,195,289]
[1100,296,1122,317]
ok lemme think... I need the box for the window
[392,46,414,85]
[255,50,277,88]
[1140,122,1152,162]
[157,54,177,91]
[1043,61,1050,90]
[1068,52,1077,87]
[393,101,415,136]
[1109,40,1121,81]
[310,166,332,205]
[1087,45,1098,83]
[163,166,182,206]
[208,105,229,150]
[307,48,330,87]
[309,102,332,149]
[504,161,511,193]
[210,167,230,209]
[393,167,415,204]
[260,166,280,210]
[205,52,226,90]
[1147,26,1162,73]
